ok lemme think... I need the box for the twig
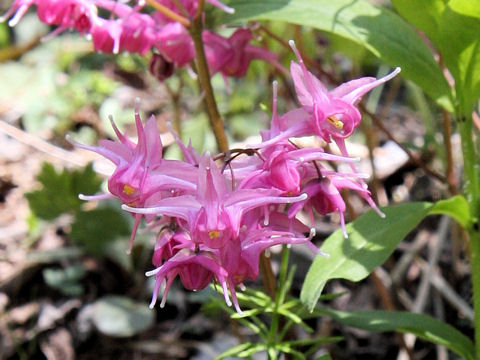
[416,257,474,321]
[391,231,430,285]
[412,216,450,313]
[145,0,191,27]
[0,36,42,62]
[0,120,89,168]
[359,103,446,183]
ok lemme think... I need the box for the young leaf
[226,0,454,111]
[429,194,471,229]
[312,308,475,360]
[300,203,432,311]
[26,162,102,220]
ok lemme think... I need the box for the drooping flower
[203,28,282,78]
[287,40,401,156]
[123,153,308,248]
[1,0,97,33]
[69,101,198,252]
[288,174,383,238]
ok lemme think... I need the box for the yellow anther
[123,184,136,195]
[208,230,220,239]
[327,116,344,130]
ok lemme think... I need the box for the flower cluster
[70,42,400,312]
[1,0,280,81]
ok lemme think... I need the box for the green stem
[267,247,291,359]
[458,112,480,358]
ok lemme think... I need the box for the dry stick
[397,216,451,360]
[421,260,474,321]
[370,271,416,360]
[359,104,447,183]
[0,36,42,62]
[0,120,92,168]
[432,290,449,360]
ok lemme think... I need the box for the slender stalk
[187,9,279,303]
[145,0,191,27]
[189,17,229,153]
[469,227,480,359]
[442,110,457,195]
[259,253,277,299]
[458,112,480,358]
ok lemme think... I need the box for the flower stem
[458,112,480,358]
[145,0,191,27]
[189,18,229,153]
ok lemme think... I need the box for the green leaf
[438,3,480,113]
[312,308,475,360]
[449,0,480,19]
[26,163,102,220]
[70,207,131,255]
[391,0,445,46]
[226,0,454,111]
[393,0,480,113]
[93,296,154,338]
[301,203,432,311]
[429,195,471,229]
[43,265,86,296]
[216,342,253,359]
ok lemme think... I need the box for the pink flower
[148,247,227,308]
[288,175,383,238]
[124,153,308,248]
[204,28,282,78]
[149,0,234,20]
[90,1,161,54]
[287,40,400,155]
[156,21,195,66]
[1,0,97,33]
[69,102,197,252]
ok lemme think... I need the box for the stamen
[208,230,220,239]
[123,184,135,195]
[327,116,344,130]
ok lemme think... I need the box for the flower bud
[149,53,175,82]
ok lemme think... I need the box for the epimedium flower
[123,153,308,249]
[288,174,384,238]
[203,28,283,79]
[287,40,401,156]
[148,0,234,21]
[147,211,317,313]
[69,101,198,252]
[1,0,97,33]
